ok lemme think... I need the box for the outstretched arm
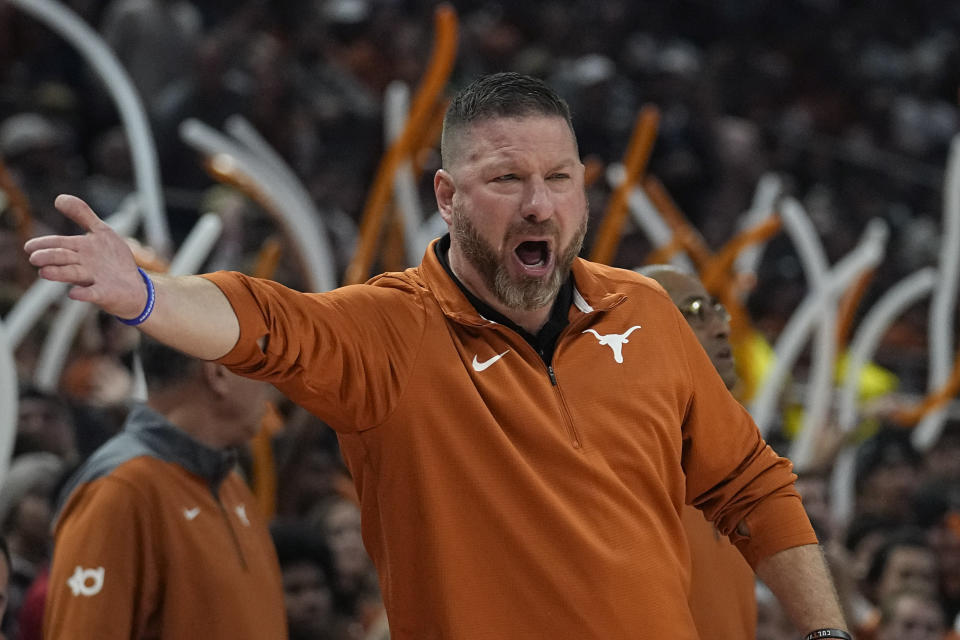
[25,195,239,360]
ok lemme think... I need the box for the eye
[681,299,705,321]
[548,172,570,180]
[494,174,518,182]
[712,301,731,322]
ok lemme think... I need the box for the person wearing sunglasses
[640,264,753,640]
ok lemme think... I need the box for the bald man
[640,264,757,640]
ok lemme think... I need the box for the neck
[149,394,227,450]
[448,248,553,334]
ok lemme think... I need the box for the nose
[521,177,554,223]
[708,309,731,339]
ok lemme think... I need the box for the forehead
[455,115,578,167]
[654,271,708,306]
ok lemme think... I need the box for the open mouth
[514,241,551,269]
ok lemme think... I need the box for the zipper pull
[547,365,558,386]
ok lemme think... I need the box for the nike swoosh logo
[472,350,510,372]
[183,507,200,521]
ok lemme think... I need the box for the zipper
[473,298,624,450]
[545,308,620,448]
[490,333,584,450]
[456,289,626,449]
[547,363,582,448]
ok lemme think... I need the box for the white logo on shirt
[183,507,201,521]
[67,566,105,597]
[472,350,510,372]
[235,504,250,527]
[582,326,642,364]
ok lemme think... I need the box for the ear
[201,362,231,398]
[434,169,456,225]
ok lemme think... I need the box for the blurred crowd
[1,0,959,638]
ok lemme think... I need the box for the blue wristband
[116,267,156,326]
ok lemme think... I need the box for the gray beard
[451,205,586,311]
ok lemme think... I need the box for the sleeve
[199,271,427,432]
[675,312,817,568]
[43,477,159,640]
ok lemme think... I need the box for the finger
[37,264,94,287]
[24,234,86,253]
[26,247,80,268]
[54,194,107,232]
[67,285,98,303]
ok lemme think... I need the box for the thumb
[54,194,106,232]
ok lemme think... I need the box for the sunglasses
[679,297,731,325]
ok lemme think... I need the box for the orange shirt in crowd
[44,407,287,640]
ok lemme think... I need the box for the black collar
[434,234,572,362]
[128,404,237,490]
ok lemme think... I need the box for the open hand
[24,194,148,319]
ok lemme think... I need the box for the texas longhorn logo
[582,326,642,364]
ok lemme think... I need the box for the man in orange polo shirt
[43,338,286,639]
[26,72,850,640]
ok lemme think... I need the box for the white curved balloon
[610,164,695,273]
[778,198,845,471]
[763,197,831,463]
[4,196,140,349]
[828,445,858,533]
[791,220,888,470]
[750,219,888,442]
[179,119,336,292]
[0,319,19,488]
[224,116,298,189]
[384,81,430,265]
[224,115,340,284]
[780,196,830,283]
[223,115,339,286]
[837,268,937,434]
[32,201,144,391]
[4,280,70,350]
[166,213,223,277]
[793,315,839,470]
[915,134,960,451]
[733,172,783,278]
[7,0,169,255]
[128,349,147,403]
[384,81,408,146]
[33,298,92,392]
